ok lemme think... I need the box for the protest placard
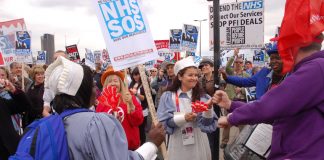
[85,48,95,70]
[181,24,198,53]
[36,51,46,65]
[0,49,5,66]
[101,49,111,63]
[209,0,264,50]
[169,29,182,52]
[66,44,80,63]
[0,35,16,65]
[244,124,272,158]
[15,31,33,64]
[93,0,158,70]
[0,19,27,65]
[93,50,102,64]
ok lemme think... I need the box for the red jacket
[96,96,144,150]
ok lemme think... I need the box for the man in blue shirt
[220,43,287,100]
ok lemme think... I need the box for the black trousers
[139,116,147,145]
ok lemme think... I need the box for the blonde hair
[103,75,128,103]
[30,65,45,81]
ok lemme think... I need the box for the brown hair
[30,65,45,81]
[167,66,204,102]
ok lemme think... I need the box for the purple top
[228,51,324,159]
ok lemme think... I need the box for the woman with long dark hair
[129,67,148,145]
[157,56,217,160]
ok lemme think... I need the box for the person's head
[244,61,253,70]
[168,56,203,101]
[10,62,22,76]
[45,57,95,114]
[233,56,244,72]
[199,58,214,75]
[101,66,125,93]
[265,41,283,74]
[252,66,261,75]
[165,63,175,77]
[30,65,45,85]
[95,62,102,72]
[150,68,158,77]
[269,53,283,74]
[295,33,324,64]
[53,50,67,60]
[131,67,141,83]
[0,67,9,79]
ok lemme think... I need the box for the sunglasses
[150,70,157,72]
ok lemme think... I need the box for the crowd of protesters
[1,33,324,160]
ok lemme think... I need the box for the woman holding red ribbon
[157,56,217,160]
[96,66,144,150]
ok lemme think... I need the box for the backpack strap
[60,108,94,119]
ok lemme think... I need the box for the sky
[0,0,286,57]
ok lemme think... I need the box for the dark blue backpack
[9,108,92,160]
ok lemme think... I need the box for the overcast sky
[0,0,286,57]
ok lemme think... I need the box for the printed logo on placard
[99,0,146,41]
[242,1,263,10]
[226,26,245,45]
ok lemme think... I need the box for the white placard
[93,0,158,71]
[244,123,272,158]
[85,48,96,70]
[209,0,264,50]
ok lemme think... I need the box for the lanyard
[175,93,180,112]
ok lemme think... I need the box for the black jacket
[0,90,31,160]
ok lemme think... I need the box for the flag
[278,0,324,74]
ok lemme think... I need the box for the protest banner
[220,49,261,67]
[101,49,111,63]
[143,60,155,70]
[0,19,26,65]
[169,29,182,52]
[0,35,16,65]
[0,19,26,44]
[101,49,112,70]
[244,124,272,159]
[209,0,264,50]
[93,0,158,71]
[181,24,199,53]
[36,51,47,65]
[66,44,80,63]
[0,49,5,66]
[15,31,33,64]
[252,50,265,66]
[85,48,95,70]
[155,40,181,65]
[93,50,102,64]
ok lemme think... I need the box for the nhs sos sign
[99,0,146,40]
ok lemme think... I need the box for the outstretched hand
[212,90,231,110]
[217,116,230,128]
